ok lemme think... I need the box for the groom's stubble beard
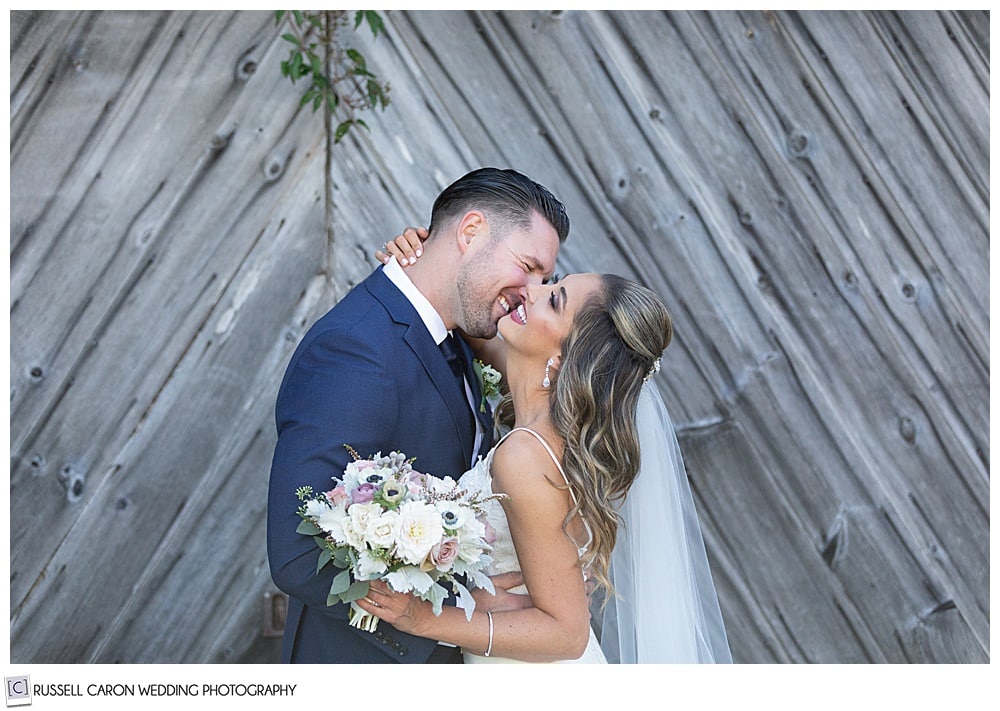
[455,237,503,340]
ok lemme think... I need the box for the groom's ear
[456,211,488,254]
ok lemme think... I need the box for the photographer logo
[5,677,31,707]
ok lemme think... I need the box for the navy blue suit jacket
[267,266,494,663]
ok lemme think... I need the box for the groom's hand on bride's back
[474,572,533,612]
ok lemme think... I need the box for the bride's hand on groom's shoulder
[376,226,428,265]
[474,572,533,613]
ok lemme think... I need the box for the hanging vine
[276,10,390,142]
[275,10,392,293]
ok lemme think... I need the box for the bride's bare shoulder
[491,429,563,493]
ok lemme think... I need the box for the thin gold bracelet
[484,611,494,657]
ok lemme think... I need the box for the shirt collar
[382,256,449,345]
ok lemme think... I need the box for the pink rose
[405,472,428,497]
[430,537,460,571]
[352,483,375,504]
[325,484,349,507]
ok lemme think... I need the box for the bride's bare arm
[358,432,591,661]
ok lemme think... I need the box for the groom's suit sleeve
[267,271,476,662]
[267,314,399,619]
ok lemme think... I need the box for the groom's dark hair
[428,167,570,243]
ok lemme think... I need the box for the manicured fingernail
[409,257,417,265]
[416,249,422,257]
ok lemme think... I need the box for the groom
[267,167,569,663]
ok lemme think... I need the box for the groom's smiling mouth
[498,294,519,318]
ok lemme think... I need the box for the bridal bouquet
[295,446,505,631]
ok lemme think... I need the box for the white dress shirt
[382,257,483,465]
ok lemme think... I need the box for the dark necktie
[440,334,475,428]
[440,334,467,389]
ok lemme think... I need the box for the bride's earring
[542,358,554,388]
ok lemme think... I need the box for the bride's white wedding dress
[459,427,608,664]
[455,385,732,664]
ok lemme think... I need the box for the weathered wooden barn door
[9,10,988,664]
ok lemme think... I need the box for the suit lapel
[366,269,475,466]
[455,335,495,456]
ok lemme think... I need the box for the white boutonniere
[472,359,503,413]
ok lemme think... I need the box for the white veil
[595,383,733,663]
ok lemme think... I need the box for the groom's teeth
[499,295,511,313]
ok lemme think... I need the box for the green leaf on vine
[334,120,353,143]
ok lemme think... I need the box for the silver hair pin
[643,357,661,383]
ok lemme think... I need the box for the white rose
[458,539,486,565]
[365,510,401,549]
[342,502,382,550]
[396,500,444,565]
[340,518,365,551]
[349,501,383,529]
[458,515,486,542]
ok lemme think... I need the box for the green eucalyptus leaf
[329,568,352,596]
[296,519,321,535]
[343,580,370,602]
[332,547,351,567]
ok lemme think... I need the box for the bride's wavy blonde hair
[498,274,673,599]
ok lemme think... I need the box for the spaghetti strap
[506,428,573,497]
[500,427,594,557]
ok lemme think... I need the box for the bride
[359,241,731,663]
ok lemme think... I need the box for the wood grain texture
[9,10,988,663]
